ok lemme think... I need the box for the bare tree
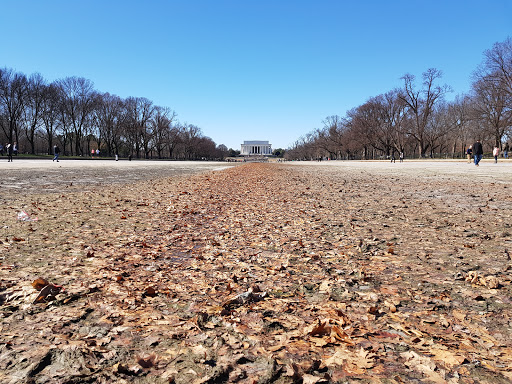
[216,144,228,160]
[346,102,383,159]
[380,89,408,155]
[318,115,345,159]
[445,95,474,157]
[179,124,202,159]
[124,97,154,158]
[23,73,47,154]
[399,68,452,157]
[285,132,319,160]
[152,106,177,158]
[480,37,512,97]
[195,136,217,159]
[167,123,184,159]
[471,75,512,147]
[41,83,61,154]
[55,77,96,156]
[95,93,125,156]
[0,68,28,145]
[424,103,458,158]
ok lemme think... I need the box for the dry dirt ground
[1,159,512,383]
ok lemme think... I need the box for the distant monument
[241,140,272,156]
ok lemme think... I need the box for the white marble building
[241,140,272,156]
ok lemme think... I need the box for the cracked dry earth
[1,162,512,383]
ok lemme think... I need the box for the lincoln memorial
[240,140,272,156]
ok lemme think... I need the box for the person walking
[473,140,483,166]
[493,146,500,163]
[53,145,60,162]
[466,146,473,163]
[504,143,509,159]
[6,143,13,162]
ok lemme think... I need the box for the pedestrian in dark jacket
[466,146,472,163]
[6,143,13,162]
[473,140,483,166]
[53,145,60,162]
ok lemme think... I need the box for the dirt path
[1,161,511,383]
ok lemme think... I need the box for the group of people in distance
[466,140,508,166]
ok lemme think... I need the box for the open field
[1,160,512,383]
[0,160,234,195]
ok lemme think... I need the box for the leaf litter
[0,162,512,383]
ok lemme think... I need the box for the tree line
[286,37,512,160]
[0,71,234,159]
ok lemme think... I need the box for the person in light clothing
[493,146,500,163]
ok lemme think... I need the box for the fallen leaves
[465,270,500,289]
[31,277,49,290]
[136,353,157,368]
[305,318,354,345]
[222,288,268,309]
[1,162,512,383]
[33,283,63,303]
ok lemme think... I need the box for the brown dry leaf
[452,309,466,321]
[323,348,349,367]
[379,285,399,295]
[330,325,354,345]
[483,275,500,289]
[429,348,467,369]
[267,344,286,352]
[302,374,323,384]
[33,284,63,303]
[384,300,397,313]
[344,348,375,374]
[465,271,500,289]
[190,344,208,357]
[136,353,157,368]
[311,337,330,347]
[401,350,446,383]
[144,286,157,297]
[306,319,330,337]
[32,278,49,290]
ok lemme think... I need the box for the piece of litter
[17,211,38,222]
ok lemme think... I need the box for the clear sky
[1,0,510,150]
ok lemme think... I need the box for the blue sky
[1,0,510,150]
